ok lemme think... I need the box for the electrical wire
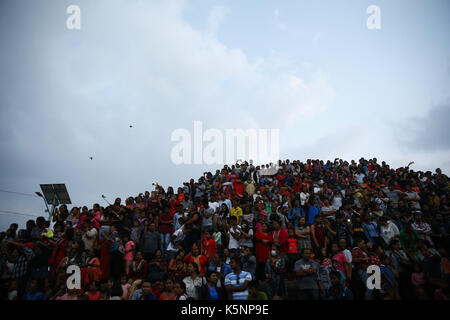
[0,210,39,217]
[0,189,39,198]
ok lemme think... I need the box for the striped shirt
[224,271,252,300]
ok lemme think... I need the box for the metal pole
[36,192,51,219]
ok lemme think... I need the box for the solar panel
[53,184,72,204]
[40,184,56,205]
[39,184,72,205]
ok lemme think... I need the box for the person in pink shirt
[123,233,135,275]
[121,274,132,300]
[331,242,348,277]
[55,288,79,300]
[411,263,426,287]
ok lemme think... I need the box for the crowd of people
[1,158,449,300]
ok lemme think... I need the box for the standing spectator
[199,270,226,300]
[264,244,286,299]
[380,217,400,247]
[140,223,161,262]
[123,233,135,275]
[159,278,176,300]
[295,217,311,252]
[295,248,322,300]
[159,207,174,257]
[241,246,257,280]
[183,262,205,300]
[184,243,208,276]
[271,220,288,255]
[323,271,353,300]
[225,257,252,300]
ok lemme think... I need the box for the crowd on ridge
[1,158,449,300]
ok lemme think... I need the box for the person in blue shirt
[288,200,304,228]
[362,214,385,248]
[131,280,158,300]
[324,271,353,300]
[224,257,252,300]
[199,270,226,300]
[208,252,232,275]
[306,198,321,226]
[379,254,401,300]
[208,252,232,288]
[23,279,46,300]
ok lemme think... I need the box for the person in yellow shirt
[230,200,243,225]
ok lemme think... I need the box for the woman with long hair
[182,262,205,300]
[254,223,272,281]
[85,249,103,284]
[184,243,208,276]
[159,278,177,300]
[295,217,311,252]
[174,280,190,300]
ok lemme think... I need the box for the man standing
[140,223,161,261]
[225,257,252,300]
[82,220,98,252]
[294,248,323,300]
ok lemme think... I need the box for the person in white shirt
[404,185,421,210]
[227,216,242,252]
[379,217,400,246]
[321,199,336,217]
[354,170,365,184]
[338,238,353,263]
[167,224,189,259]
[208,195,220,213]
[299,191,309,206]
[82,220,98,252]
[331,189,343,210]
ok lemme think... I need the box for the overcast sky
[1,0,449,230]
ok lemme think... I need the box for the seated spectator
[85,281,100,300]
[159,278,176,300]
[247,280,268,300]
[323,271,353,300]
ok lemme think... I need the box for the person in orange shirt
[85,249,103,284]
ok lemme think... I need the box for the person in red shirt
[287,229,299,256]
[201,229,217,260]
[159,207,174,257]
[168,195,177,218]
[234,175,244,197]
[254,223,272,280]
[184,243,208,276]
[85,281,101,300]
[271,220,288,255]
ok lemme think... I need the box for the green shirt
[247,291,268,300]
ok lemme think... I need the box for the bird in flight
[129,125,133,128]
[89,157,93,160]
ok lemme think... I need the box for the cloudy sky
[1,0,449,230]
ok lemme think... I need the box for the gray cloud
[398,102,450,152]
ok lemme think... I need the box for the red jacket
[254,230,273,263]
[271,228,289,254]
